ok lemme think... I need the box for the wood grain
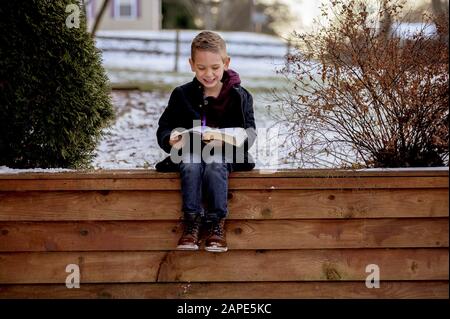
[0,188,447,221]
[0,219,447,251]
[0,169,446,299]
[0,249,447,283]
[0,281,447,299]
[0,176,447,191]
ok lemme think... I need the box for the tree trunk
[203,2,216,30]
[92,0,110,37]
[432,0,444,15]
[431,0,449,43]
[379,0,392,40]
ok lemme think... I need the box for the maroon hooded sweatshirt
[203,69,241,128]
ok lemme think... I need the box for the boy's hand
[169,135,184,149]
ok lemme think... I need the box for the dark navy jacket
[156,77,257,171]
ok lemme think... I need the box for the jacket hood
[220,69,241,96]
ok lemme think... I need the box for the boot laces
[211,220,224,237]
[184,220,200,235]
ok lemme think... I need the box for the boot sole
[176,244,199,250]
[205,246,228,253]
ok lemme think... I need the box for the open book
[170,126,248,147]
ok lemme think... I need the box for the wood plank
[234,168,450,178]
[156,249,449,282]
[0,219,447,251]
[0,168,447,179]
[0,252,165,284]
[229,188,448,219]
[0,190,182,221]
[0,188,447,221]
[0,249,447,283]
[0,281,447,299]
[232,177,449,190]
[0,176,447,191]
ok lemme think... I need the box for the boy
[156,31,256,252]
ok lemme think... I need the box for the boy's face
[189,50,230,91]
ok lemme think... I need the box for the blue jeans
[179,151,232,222]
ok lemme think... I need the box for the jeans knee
[180,162,202,176]
[204,162,228,178]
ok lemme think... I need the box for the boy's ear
[224,56,231,70]
[189,58,195,72]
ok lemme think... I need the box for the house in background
[86,0,161,31]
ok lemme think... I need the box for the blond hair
[191,31,227,61]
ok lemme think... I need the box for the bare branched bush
[278,0,449,168]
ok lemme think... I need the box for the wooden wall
[0,169,448,298]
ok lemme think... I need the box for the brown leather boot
[205,218,228,252]
[177,216,202,250]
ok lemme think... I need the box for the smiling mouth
[203,78,216,84]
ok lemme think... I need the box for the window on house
[114,0,138,19]
[85,0,95,20]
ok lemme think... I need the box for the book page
[170,126,247,146]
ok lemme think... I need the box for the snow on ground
[0,167,75,174]
[91,90,294,170]
[92,90,169,169]
[1,88,448,171]
[90,90,377,170]
[391,22,438,39]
